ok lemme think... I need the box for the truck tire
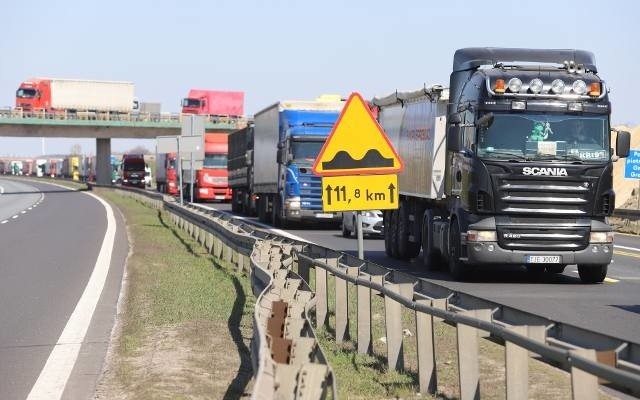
[422,210,440,270]
[577,264,607,284]
[342,220,351,238]
[257,197,267,223]
[398,202,421,260]
[231,192,239,212]
[448,221,468,281]
[384,211,392,256]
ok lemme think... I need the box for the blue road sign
[624,149,640,179]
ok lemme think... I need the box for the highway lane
[0,179,43,223]
[0,178,128,400]
[200,202,640,344]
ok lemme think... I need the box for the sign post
[624,149,640,209]
[313,92,403,259]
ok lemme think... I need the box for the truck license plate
[315,213,333,219]
[525,255,561,264]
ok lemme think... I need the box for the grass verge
[93,190,255,400]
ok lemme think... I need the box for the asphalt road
[201,202,640,345]
[0,178,128,400]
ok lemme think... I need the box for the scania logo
[503,233,521,239]
[522,167,568,176]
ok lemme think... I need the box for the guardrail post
[297,254,311,285]
[335,266,359,344]
[315,264,328,328]
[357,274,383,355]
[206,232,214,254]
[570,348,598,400]
[506,325,528,400]
[457,311,480,400]
[416,299,437,395]
[384,282,413,371]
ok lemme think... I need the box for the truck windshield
[16,88,37,98]
[204,153,227,168]
[291,141,324,164]
[477,113,610,162]
[182,98,201,108]
[124,161,145,171]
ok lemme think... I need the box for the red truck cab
[121,154,146,188]
[195,134,231,201]
[181,90,244,116]
[16,79,49,111]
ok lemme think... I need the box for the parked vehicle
[341,210,384,238]
[120,154,146,188]
[111,156,122,183]
[156,152,179,194]
[372,47,631,283]
[15,78,136,115]
[10,161,23,175]
[35,159,47,177]
[181,90,244,116]
[246,95,345,226]
[145,164,152,187]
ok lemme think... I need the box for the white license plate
[315,213,334,219]
[215,195,226,200]
[525,255,561,264]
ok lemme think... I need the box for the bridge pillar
[96,138,112,185]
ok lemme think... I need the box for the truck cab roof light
[589,82,601,97]
[550,79,565,94]
[568,102,583,112]
[507,78,522,93]
[494,79,506,94]
[529,78,543,94]
[572,80,587,95]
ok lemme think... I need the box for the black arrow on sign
[325,184,332,205]
[388,183,396,203]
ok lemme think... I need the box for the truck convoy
[372,47,630,283]
[229,95,345,226]
[15,78,136,115]
[120,154,146,188]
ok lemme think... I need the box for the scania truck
[372,48,630,283]
[249,95,345,227]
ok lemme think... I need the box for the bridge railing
[0,107,250,128]
[47,182,640,399]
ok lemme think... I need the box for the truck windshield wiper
[534,154,584,163]
[481,150,527,161]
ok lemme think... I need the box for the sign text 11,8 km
[321,174,398,212]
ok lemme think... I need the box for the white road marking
[614,244,640,252]
[1,220,7,224]
[21,210,27,214]
[0,185,4,195]
[27,191,116,400]
[12,215,18,219]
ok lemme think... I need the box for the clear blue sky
[1,0,638,156]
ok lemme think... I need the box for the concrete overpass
[0,111,247,184]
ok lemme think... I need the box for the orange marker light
[589,82,601,97]
[495,79,506,94]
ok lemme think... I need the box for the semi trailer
[372,47,630,283]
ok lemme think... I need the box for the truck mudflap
[466,242,613,266]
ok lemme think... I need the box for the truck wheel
[257,197,267,223]
[383,211,392,256]
[422,210,440,270]
[448,221,467,281]
[398,202,421,259]
[341,220,351,238]
[231,192,239,212]
[577,264,607,284]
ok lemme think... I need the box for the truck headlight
[589,231,614,243]
[284,196,301,210]
[467,230,497,242]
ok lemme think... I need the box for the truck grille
[298,168,322,210]
[495,177,593,215]
[497,225,589,251]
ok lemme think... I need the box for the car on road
[341,210,383,238]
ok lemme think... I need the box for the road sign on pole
[313,92,403,259]
[624,149,640,179]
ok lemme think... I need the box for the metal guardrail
[68,184,640,398]
[0,107,249,129]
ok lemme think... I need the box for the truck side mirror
[447,125,463,152]
[616,130,631,158]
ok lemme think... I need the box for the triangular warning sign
[313,92,403,176]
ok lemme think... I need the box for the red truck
[156,152,179,195]
[120,154,146,188]
[177,89,244,202]
[181,89,244,116]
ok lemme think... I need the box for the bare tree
[70,143,82,155]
